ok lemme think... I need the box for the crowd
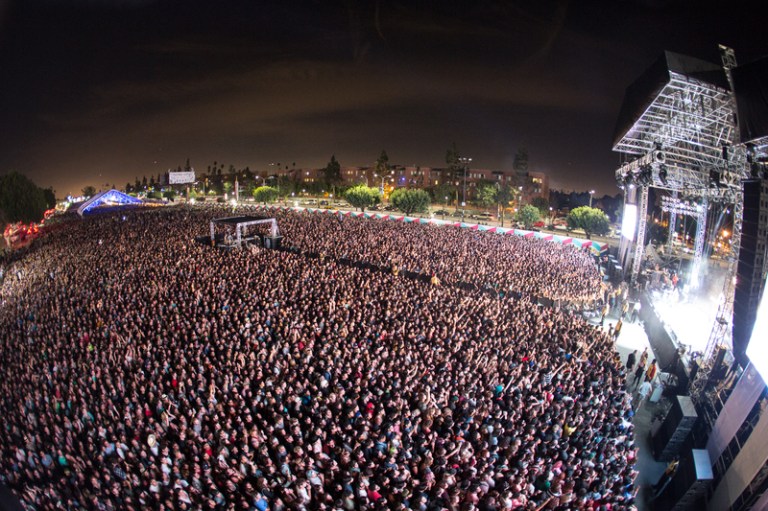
[279,211,601,304]
[0,205,637,510]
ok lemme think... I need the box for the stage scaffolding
[613,47,751,403]
[210,216,280,249]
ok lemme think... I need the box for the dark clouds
[0,0,765,196]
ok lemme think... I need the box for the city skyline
[0,0,765,197]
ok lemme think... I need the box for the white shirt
[638,380,652,399]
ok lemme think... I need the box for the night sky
[0,0,765,197]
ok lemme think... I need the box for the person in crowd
[0,205,637,510]
[645,359,659,383]
[638,348,649,371]
[631,358,647,391]
[626,350,637,373]
[652,456,680,499]
[613,318,623,341]
[634,380,653,412]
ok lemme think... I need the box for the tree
[223,182,233,195]
[42,187,56,208]
[516,204,540,229]
[252,186,278,204]
[513,147,529,175]
[445,142,461,181]
[0,172,48,223]
[495,184,514,227]
[82,185,96,197]
[477,183,498,208]
[530,196,550,216]
[322,155,342,188]
[344,185,380,212]
[567,206,610,239]
[390,188,431,215]
[431,182,457,207]
[163,190,177,201]
[375,150,389,176]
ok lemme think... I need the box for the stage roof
[612,51,730,151]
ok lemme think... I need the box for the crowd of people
[279,211,601,305]
[0,205,637,510]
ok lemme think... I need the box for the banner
[169,171,195,184]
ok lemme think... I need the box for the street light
[461,201,466,222]
[374,173,392,194]
[494,182,503,227]
[459,157,472,205]
[589,189,595,208]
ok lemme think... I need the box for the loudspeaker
[652,395,698,461]
[732,179,761,364]
[664,449,713,510]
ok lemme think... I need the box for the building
[274,163,550,205]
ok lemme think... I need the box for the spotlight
[637,165,653,186]
[658,164,668,185]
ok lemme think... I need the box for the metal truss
[691,198,709,288]
[661,196,709,287]
[667,190,678,251]
[750,136,768,161]
[615,47,753,397]
[631,186,649,283]
[613,61,750,196]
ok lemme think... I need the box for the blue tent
[76,189,143,217]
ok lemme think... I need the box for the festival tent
[76,189,143,217]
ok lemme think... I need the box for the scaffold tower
[613,47,750,373]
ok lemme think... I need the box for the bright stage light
[746,275,768,385]
[621,204,638,241]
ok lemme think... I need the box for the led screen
[746,277,768,385]
[621,204,637,241]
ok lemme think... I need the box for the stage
[639,258,731,382]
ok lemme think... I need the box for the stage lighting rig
[638,165,653,186]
